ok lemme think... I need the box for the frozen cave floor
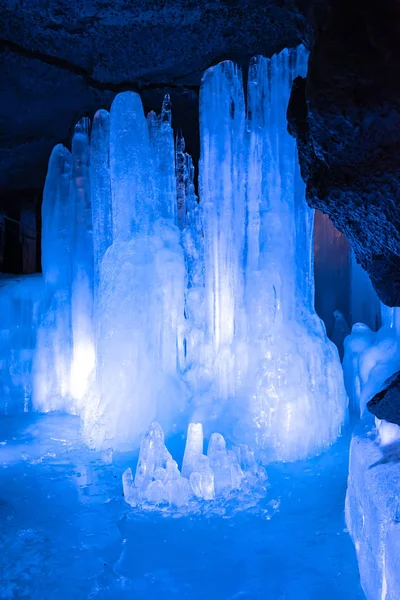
[0,413,364,600]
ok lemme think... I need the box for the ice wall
[0,275,43,414]
[69,119,95,409]
[346,418,400,600]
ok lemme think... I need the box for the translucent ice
[82,92,186,449]
[182,422,204,478]
[346,419,400,599]
[123,422,264,510]
[91,109,113,294]
[0,275,43,414]
[69,119,95,408]
[191,45,347,460]
[33,144,74,412]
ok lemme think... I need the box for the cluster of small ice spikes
[122,422,269,515]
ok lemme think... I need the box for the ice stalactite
[148,94,177,223]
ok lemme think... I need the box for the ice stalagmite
[69,119,95,409]
[33,145,73,411]
[91,110,112,294]
[82,93,186,450]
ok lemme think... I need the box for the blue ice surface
[0,413,364,599]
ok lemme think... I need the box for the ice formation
[188,47,347,460]
[346,418,400,600]
[122,422,265,509]
[0,45,347,465]
[343,305,400,416]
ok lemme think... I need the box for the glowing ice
[82,92,186,449]
[33,144,73,412]
[2,45,347,465]
[190,46,347,460]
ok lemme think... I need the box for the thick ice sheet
[346,418,400,600]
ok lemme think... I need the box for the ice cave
[1,3,400,599]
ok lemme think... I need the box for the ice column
[69,119,95,409]
[91,110,113,294]
[200,60,247,399]
[197,46,347,461]
[33,145,74,411]
[243,47,347,460]
[148,95,177,222]
[82,92,186,450]
[178,134,207,384]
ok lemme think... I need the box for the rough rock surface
[367,371,400,427]
[1,0,300,193]
[287,0,400,306]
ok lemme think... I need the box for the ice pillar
[91,109,113,294]
[83,92,186,450]
[199,60,247,399]
[243,46,347,460]
[196,46,347,460]
[33,144,73,411]
[69,119,95,409]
